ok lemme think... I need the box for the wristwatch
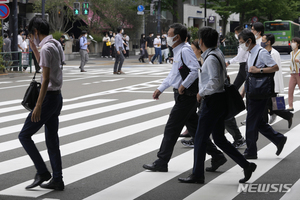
[260,68,263,73]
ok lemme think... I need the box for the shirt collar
[39,35,53,47]
[249,44,260,54]
[172,42,185,54]
[201,47,214,60]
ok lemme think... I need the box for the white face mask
[291,42,297,50]
[157,36,160,39]
[122,30,124,34]
[235,34,238,40]
[85,34,87,38]
[240,40,249,51]
[167,35,178,47]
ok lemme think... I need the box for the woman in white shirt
[288,37,300,111]
[102,33,111,58]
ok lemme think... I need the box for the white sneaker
[149,62,153,64]
[269,114,277,124]
[112,58,115,61]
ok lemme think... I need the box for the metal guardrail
[0,51,32,73]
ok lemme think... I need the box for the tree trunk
[172,1,179,23]
[222,17,228,36]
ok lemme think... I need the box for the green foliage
[88,0,143,33]
[52,31,64,40]
[187,26,199,42]
[90,34,103,43]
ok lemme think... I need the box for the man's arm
[31,67,50,122]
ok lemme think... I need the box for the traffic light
[74,2,80,15]
[82,2,89,15]
[150,3,155,16]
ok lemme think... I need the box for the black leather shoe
[40,179,65,191]
[143,163,168,172]
[288,116,293,129]
[25,172,52,189]
[239,162,257,183]
[243,153,258,160]
[178,174,204,184]
[206,157,227,172]
[276,136,287,156]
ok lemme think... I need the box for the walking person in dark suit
[239,29,287,160]
[18,17,65,190]
[143,23,227,173]
[179,27,256,184]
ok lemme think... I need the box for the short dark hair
[149,32,153,35]
[234,26,244,33]
[292,37,300,48]
[197,26,218,48]
[18,29,23,35]
[3,33,8,38]
[253,22,264,36]
[264,33,275,45]
[238,29,256,45]
[28,17,49,35]
[169,23,187,43]
[81,30,87,35]
[117,27,122,33]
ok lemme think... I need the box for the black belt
[80,49,87,51]
[47,90,61,95]
[173,88,197,96]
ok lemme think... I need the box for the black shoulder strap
[253,48,262,67]
[205,52,228,82]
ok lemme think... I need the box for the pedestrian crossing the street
[1,88,300,200]
[1,62,300,200]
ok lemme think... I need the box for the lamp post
[204,0,207,26]
[42,0,45,19]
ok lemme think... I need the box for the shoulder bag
[21,72,41,111]
[178,48,199,96]
[208,52,246,120]
[245,48,275,99]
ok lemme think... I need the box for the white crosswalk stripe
[1,63,300,200]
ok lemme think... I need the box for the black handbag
[21,72,41,111]
[208,53,246,120]
[178,49,199,96]
[245,48,275,99]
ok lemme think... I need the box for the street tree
[33,0,75,33]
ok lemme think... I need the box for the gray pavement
[0,53,299,200]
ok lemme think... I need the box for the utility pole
[42,0,45,19]
[12,0,18,71]
[204,0,207,26]
[157,0,161,35]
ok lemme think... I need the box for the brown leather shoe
[118,70,125,74]
[113,72,119,74]
[81,70,87,72]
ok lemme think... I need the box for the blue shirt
[115,33,125,51]
[158,42,199,92]
[80,36,88,50]
[247,44,277,70]
[198,48,226,97]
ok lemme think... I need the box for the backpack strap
[46,39,64,67]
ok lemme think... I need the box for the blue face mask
[261,41,268,48]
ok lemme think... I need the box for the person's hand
[295,59,300,63]
[87,49,89,53]
[31,105,42,122]
[117,51,120,55]
[87,42,90,45]
[226,62,229,67]
[249,66,259,73]
[145,46,147,49]
[178,85,185,95]
[153,89,162,100]
[140,48,143,50]
[197,93,202,103]
[123,50,126,54]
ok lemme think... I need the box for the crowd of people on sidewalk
[14,18,299,192]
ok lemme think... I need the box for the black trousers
[245,98,285,156]
[155,92,223,166]
[233,62,247,90]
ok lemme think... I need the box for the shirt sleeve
[229,46,247,64]
[181,48,199,89]
[199,57,223,96]
[39,47,52,68]
[260,49,277,67]
[157,71,172,92]
[80,37,84,48]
